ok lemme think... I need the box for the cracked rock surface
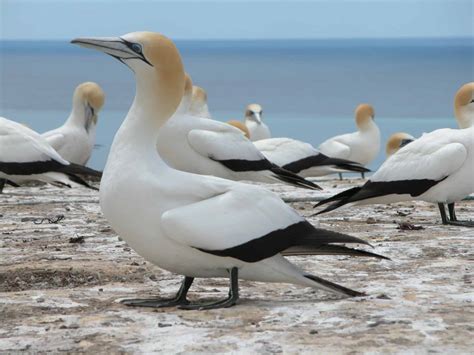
[1,179,473,353]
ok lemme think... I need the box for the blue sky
[1,0,472,40]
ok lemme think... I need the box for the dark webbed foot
[439,203,473,227]
[178,267,239,311]
[121,276,194,308]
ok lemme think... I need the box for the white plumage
[157,75,319,189]
[244,103,271,141]
[316,82,474,226]
[0,116,100,190]
[74,31,383,309]
[253,137,370,177]
[318,104,380,167]
[42,82,105,165]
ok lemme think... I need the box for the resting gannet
[73,31,387,310]
[188,85,211,119]
[156,74,320,190]
[228,131,370,178]
[386,132,415,157]
[42,82,105,165]
[244,104,271,141]
[0,116,102,192]
[318,104,380,178]
[316,83,474,227]
[227,120,250,138]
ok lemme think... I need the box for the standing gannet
[156,74,320,190]
[73,31,386,309]
[188,85,211,119]
[42,82,105,165]
[244,104,271,141]
[0,117,102,192]
[318,104,380,178]
[386,132,415,157]
[316,83,474,227]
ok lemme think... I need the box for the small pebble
[366,217,377,224]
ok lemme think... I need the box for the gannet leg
[178,267,239,310]
[121,276,194,308]
[361,172,365,179]
[338,173,343,180]
[438,202,474,227]
[438,203,449,224]
[0,179,5,193]
[448,203,457,221]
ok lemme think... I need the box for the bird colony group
[1,32,472,310]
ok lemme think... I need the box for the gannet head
[188,85,211,118]
[72,82,105,130]
[72,32,185,121]
[355,103,375,130]
[227,120,250,138]
[385,132,415,157]
[454,82,474,129]
[245,104,263,124]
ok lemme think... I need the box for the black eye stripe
[120,38,143,54]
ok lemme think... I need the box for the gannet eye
[131,43,142,54]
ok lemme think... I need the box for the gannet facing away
[0,117,102,192]
[43,82,105,165]
[73,31,387,310]
[316,83,474,227]
[188,85,211,119]
[244,104,271,141]
[318,104,380,177]
[156,74,320,190]
[386,132,415,157]
[227,120,250,138]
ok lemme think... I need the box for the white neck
[358,119,378,132]
[175,90,192,115]
[456,105,474,129]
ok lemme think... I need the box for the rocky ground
[0,179,473,353]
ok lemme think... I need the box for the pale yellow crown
[227,120,250,138]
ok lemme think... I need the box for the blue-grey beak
[71,37,152,66]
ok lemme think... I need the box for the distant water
[1,38,472,170]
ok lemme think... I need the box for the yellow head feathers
[454,82,474,129]
[184,73,193,97]
[75,82,105,111]
[355,103,375,130]
[245,103,263,118]
[386,132,415,157]
[227,120,250,138]
[192,86,208,104]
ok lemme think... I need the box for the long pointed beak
[253,112,262,124]
[71,37,130,56]
[71,36,151,66]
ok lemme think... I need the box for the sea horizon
[1,37,472,169]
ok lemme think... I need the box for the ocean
[0,38,472,171]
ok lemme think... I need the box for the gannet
[244,104,271,141]
[386,132,415,157]
[73,31,386,309]
[227,120,250,138]
[230,133,370,178]
[316,83,474,227]
[156,74,320,190]
[188,85,211,119]
[0,116,102,192]
[42,82,105,165]
[318,104,380,178]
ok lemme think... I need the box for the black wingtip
[270,165,322,190]
[304,274,366,297]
